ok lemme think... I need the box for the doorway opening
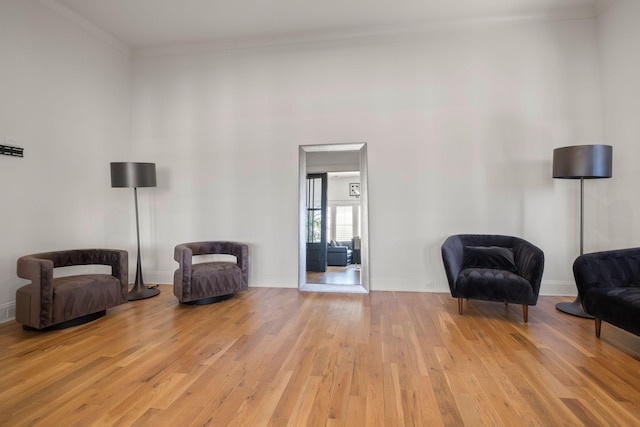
[298,143,369,293]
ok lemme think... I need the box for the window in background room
[335,206,354,241]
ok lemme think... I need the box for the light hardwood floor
[306,265,361,285]
[1,286,639,426]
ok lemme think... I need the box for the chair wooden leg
[595,318,602,338]
[522,305,528,323]
[458,298,463,315]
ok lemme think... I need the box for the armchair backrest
[574,247,640,292]
[17,249,128,284]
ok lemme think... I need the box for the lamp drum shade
[110,162,157,188]
[552,145,612,179]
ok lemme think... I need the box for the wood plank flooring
[0,286,639,426]
[306,265,361,285]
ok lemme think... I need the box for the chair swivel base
[22,310,106,331]
[181,294,234,305]
[128,283,161,301]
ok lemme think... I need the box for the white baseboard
[0,301,16,324]
[371,279,576,296]
[539,280,578,296]
[137,271,579,296]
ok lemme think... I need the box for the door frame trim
[298,142,369,293]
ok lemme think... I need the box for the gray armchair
[16,249,128,330]
[173,241,249,304]
[327,240,353,266]
[441,234,545,322]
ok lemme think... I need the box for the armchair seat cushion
[15,275,123,326]
[190,262,244,300]
[456,268,535,303]
[53,275,123,324]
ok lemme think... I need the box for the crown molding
[37,0,132,57]
[134,5,597,58]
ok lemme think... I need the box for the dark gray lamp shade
[552,145,613,179]
[110,162,156,188]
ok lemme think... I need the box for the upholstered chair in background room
[173,241,249,305]
[441,234,545,322]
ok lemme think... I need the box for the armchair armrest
[513,239,545,294]
[174,244,194,289]
[441,235,464,293]
[17,255,54,327]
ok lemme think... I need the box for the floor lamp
[552,144,612,318]
[110,162,160,301]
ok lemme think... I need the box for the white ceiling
[49,0,601,50]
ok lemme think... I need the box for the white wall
[4,4,632,322]
[132,17,606,293]
[0,0,132,321]
[597,0,640,249]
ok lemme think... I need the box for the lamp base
[556,297,593,319]
[127,284,160,301]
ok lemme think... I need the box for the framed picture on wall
[349,183,360,197]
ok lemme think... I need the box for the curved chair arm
[17,256,55,327]
[17,249,128,327]
[513,239,545,295]
[441,235,465,295]
[174,241,249,287]
[573,248,640,296]
[174,244,194,290]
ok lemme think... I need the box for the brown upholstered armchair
[173,241,249,304]
[16,249,128,330]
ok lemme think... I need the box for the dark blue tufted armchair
[441,234,545,322]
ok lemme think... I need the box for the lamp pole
[580,177,584,257]
[556,177,593,318]
[127,186,159,300]
[110,162,160,301]
[134,187,143,286]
